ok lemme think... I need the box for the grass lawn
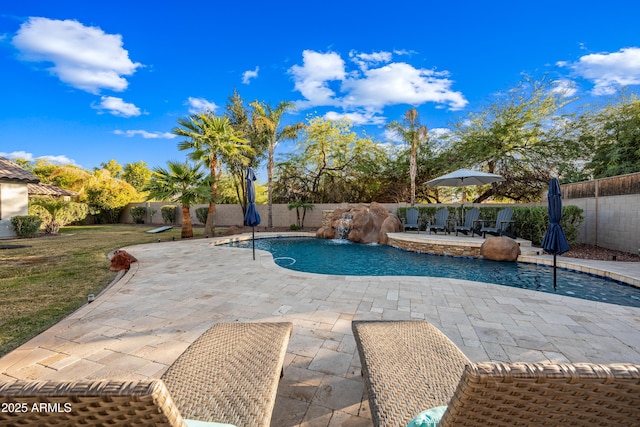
[0,224,206,357]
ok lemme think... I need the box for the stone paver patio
[1,232,640,426]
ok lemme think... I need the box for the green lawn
[0,225,206,357]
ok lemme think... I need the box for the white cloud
[114,130,176,139]
[12,17,142,94]
[382,128,404,144]
[559,47,640,95]
[0,151,75,164]
[186,97,218,114]
[289,50,346,108]
[92,96,141,117]
[349,50,392,70]
[38,155,77,164]
[343,62,468,110]
[324,110,386,126]
[242,66,259,84]
[551,79,578,97]
[289,50,468,121]
[0,150,35,161]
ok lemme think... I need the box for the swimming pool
[224,237,640,308]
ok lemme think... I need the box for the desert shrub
[11,215,42,238]
[161,205,177,224]
[28,198,89,234]
[196,207,208,225]
[130,206,146,224]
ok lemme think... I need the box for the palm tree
[287,200,314,229]
[387,108,428,206]
[173,113,254,237]
[250,100,304,228]
[144,161,211,238]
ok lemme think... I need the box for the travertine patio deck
[1,232,639,426]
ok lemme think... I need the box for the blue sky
[1,0,640,179]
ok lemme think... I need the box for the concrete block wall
[560,195,639,254]
[122,202,403,229]
[122,197,639,254]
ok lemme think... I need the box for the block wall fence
[121,193,639,255]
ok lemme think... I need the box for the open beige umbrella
[425,168,504,221]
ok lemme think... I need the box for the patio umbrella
[244,167,261,260]
[425,168,504,221]
[541,178,570,290]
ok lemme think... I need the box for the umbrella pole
[553,254,557,291]
[252,227,256,260]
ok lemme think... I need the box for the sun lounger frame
[0,322,293,427]
[352,320,640,427]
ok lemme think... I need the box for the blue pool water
[224,237,640,308]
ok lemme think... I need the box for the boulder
[316,202,402,244]
[480,236,521,262]
[109,250,138,271]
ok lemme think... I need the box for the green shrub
[196,207,209,225]
[161,205,176,224]
[29,198,89,233]
[512,205,583,246]
[289,224,301,230]
[130,206,147,224]
[10,215,42,238]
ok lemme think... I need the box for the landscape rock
[316,202,402,244]
[480,236,521,261]
[109,250,138,271]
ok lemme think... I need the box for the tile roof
[0,157,40,183]
[28,183,79,197]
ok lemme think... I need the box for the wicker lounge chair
[352,320,640,427]
[0,322,293,427]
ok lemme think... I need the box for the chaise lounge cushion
[407,406,448,427]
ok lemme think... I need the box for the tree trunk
[205,156,218,237]
[410,146,417,206]
[267,141,275,228]
[181,205,193,238]
[205,202,216,237]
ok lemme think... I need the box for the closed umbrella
[541,178,570,290]
[425,168,504,222]
[244,167,261,260]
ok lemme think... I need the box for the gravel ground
[560,243,640,262]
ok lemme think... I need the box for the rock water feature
[316,202,402,244]
[335,213,353,239]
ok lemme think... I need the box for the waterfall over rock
[316,202,402,244]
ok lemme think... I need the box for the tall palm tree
[250,100,304,228]
[173,113,253,236]
[387,108,428,206]
[144,161,211,238]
